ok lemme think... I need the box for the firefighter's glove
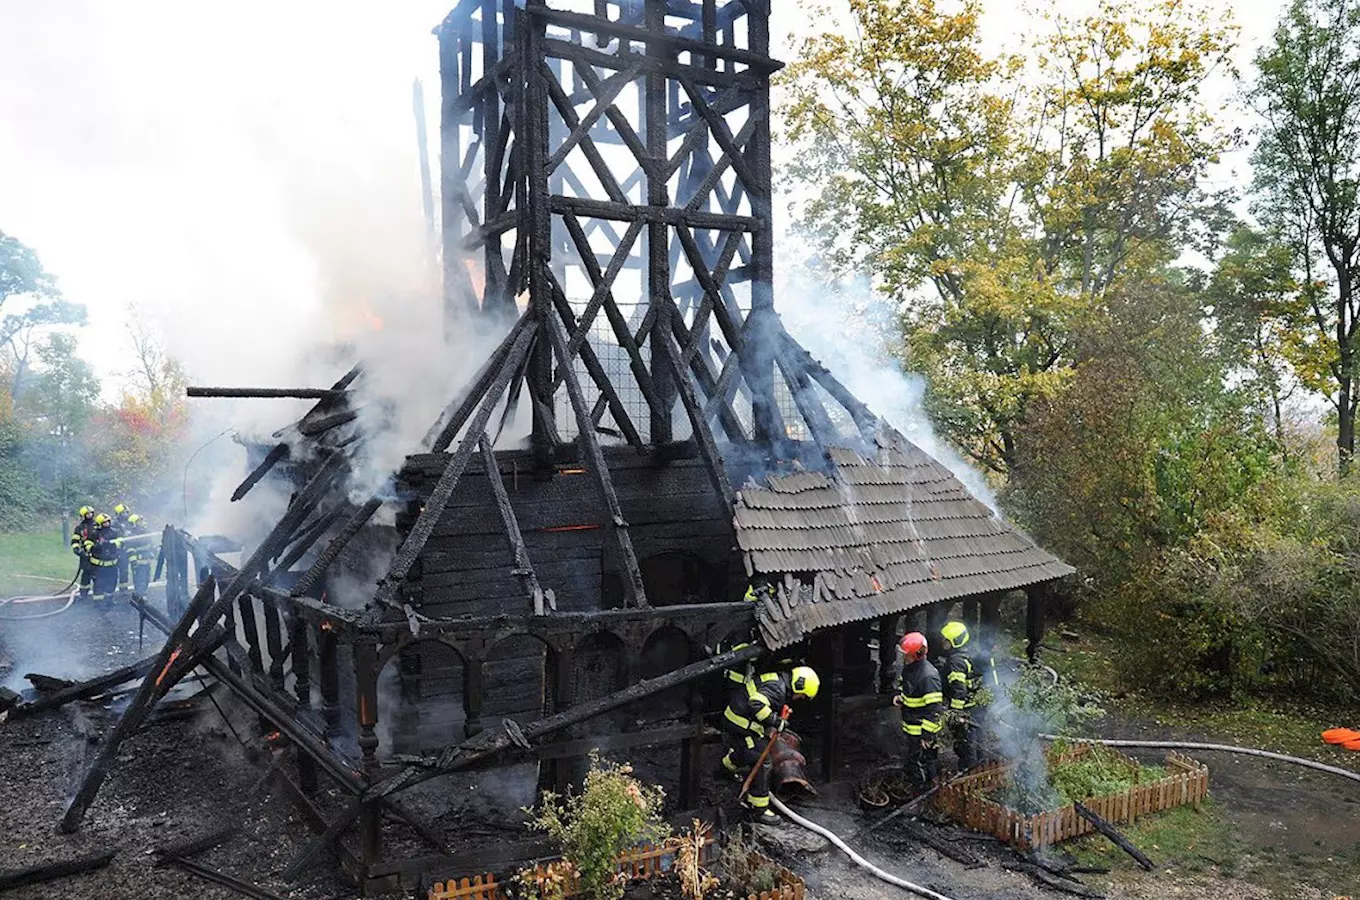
[82,540,94,554]
[921,737,939,752]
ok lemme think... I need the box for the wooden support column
[679,680,704,808]
[353,638,382,867]
[463,654,486,738]
[261,599,286,692]
[292,618,316,792]
[814,631,842,784]
[877,615,897,695]
[925,602,950,663]
[548,642,574,796]
[319,627,340,739]
[646,0,675,444]
[1026,583,1048,664]
[962,597,979,628]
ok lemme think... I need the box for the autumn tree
[1249,0,1360,474]
[781,0,1236,472]
[0,230,87,399]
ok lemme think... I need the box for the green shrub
[523,753,670,900]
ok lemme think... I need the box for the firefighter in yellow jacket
[895,631,945,792]
[719,665,820,822]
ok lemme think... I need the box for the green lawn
[0,524,81,598]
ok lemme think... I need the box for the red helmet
[899,632,928,662]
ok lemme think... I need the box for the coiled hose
[770,796,958,900]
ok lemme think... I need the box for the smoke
[774,242,999,509]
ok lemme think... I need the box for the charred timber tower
[439,0,806,461]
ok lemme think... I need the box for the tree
[1203,226,1306,453]
[0,231,87,398]
[1249,0,1360,474]
[781,0,1236,472]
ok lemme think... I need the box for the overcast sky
[0,0,1284,398]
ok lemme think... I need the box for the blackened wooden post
[353,637,383,867]
[549,640,575,796]
[525,0,556,470]
[319,626,341,739]
[679,680,704,808]
[980,592,1002,634]
[1026,583,1047,663]
[482,0,504,314]
[261,598,286,692]
[813,631,841,783]
[877,615,897,695]
[646,0,675,444]
[925,602,950,662]
[237,594,264,673]
[962,597,979,628]
[463,654,485,738]
[293,619,317,793]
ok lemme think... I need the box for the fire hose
[0,567,80,621]
[770,796,958,900]
[1039,735,1360,786]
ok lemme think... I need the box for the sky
[0,0,1286,402]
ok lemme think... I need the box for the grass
[1040,629,1360,775]
[0,523,81,599]
[1064,796,1360,894]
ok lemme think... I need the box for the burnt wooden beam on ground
[11,655,157,719]
[152,824,243,862]
[60,577,218,832]
[1074,802,1155,871]
[0,851,116,892]
[162,856,290,900]
[1001,861,1105,898]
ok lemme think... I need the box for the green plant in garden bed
[519,753,671,900]
[986,743,1165,813]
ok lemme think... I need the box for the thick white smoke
[775,241,999,509]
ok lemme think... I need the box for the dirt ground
[3,601,1358,900]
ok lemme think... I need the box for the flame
[359,297,384,332]
[543,523,601,532]
[156,648,183,687]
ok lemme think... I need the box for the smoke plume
[775,242,999,508]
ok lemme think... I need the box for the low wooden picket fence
[427,841,803,900]
[934,743,1209,849]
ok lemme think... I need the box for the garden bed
[427,841,803,900]
[934,742,1209,849]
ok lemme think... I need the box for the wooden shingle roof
[734,435,1074,648]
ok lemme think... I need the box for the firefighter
[111,503,133,594]
[121,514,154,595]
[69,506,97,600]
[940,620,995,771]
[895,631,944,793]
[85,514,121,606]
[719,664,820,822]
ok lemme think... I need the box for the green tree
[1249,0,1360,474]
[1203,226,1306,454]
[781,0,1236,473]
[0,231,87,398]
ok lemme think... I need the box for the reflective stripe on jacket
[898,659,944,736]
[723,671,789,736]
[944,649,982,710]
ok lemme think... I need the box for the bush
[522,753,670,900]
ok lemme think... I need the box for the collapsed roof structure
[47,0,1072,891]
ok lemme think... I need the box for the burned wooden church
[57,0,1071,892]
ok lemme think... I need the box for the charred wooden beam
[152,824,242,862]
[10,656,157,719]
[231,442,290,503]
[523,5,781,72]
[162,856,289,900]
[290,498,382,599]
[1073,802,1155,871]
[657,329,734,508]
[478,435,548,614]
[0,851,116,892]
[187,387,346,400]
[542,308,648,607]
[427,311,535,452]
[298,409,359,438]
[60,577,219,832]
[373,319,536,612]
